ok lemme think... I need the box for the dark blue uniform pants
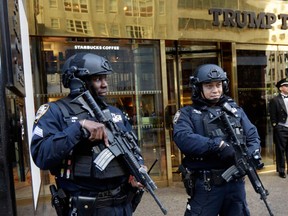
[273,125,288,173]
[184,178,250,216]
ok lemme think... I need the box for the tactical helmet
[62,53,113,89]
[190,64,229,98]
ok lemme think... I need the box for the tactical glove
[217,142,235,165]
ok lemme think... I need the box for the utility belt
[76,185,123,197]
[196,169,226,186]
[50,184,128,216]
[179,165,229,197]
[69,186,128,216]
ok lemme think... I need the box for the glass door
[236,44,286,167]
[165,41,219,181]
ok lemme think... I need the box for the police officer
[269,77,288,178]
[173,64,261,216]
[30,53,144,216]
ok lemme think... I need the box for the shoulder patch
[193,109,202,114]
[34,104,50,123]
[173,110,181,124]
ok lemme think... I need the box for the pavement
[134,171,286,216]
[19,170,288,216]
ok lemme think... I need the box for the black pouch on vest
[72,196,96,216]
[74,156,92,177]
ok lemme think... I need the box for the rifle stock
[74,91,167,215]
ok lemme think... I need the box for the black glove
[217,142,235,165]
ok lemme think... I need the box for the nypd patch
[173,110,181,124]
[34,104,49,123]
[111,113,123,123]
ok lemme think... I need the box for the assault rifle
[132,158,159,212]
[73,90,168,215]
[215,102,273,216]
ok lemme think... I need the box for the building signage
[74,45,120,50]
[209,8,288,30]
[6,0,25,96]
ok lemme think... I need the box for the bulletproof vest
[202,105,244,143]
[55,97,128,180]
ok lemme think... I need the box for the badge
[111,113,123,123]
[173,110,181,124]
[34,104,49,123]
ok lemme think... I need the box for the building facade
[2,0,288,215]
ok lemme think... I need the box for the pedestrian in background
[269,77,288,178]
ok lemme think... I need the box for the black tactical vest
[202,105,244,143]
[55,97,128,180]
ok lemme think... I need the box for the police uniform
[31,94,142,216]
[31,52,147,216]
[173,64,261,215]
[269,77,288,178]
[173,94,260,216]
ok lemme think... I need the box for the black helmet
[62,53,113,90]
[190,64,229,98]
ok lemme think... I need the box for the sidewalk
[134,171,287,216]
[18,171,287,216]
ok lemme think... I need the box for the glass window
[139,0,153,17]
[64,0,72,11]
[80,4,88,13]
[49,0,58,8]
[126,25,152,38]
[124,0,153,17]
[96,0,104,12]
[51,18,60,29]
[66,19,91,34]
[110,24,120,36]
[159,0,165,15]
[109,0,118,13]
[97,23,108,36]
[64,0,88,13]
[124,0,134,16]
[72,2,80,12]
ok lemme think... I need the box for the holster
[50,185,68,216]
[178,164,195,197]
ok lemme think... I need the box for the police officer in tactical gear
[31,53,144,216]
[173,64,261,216]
